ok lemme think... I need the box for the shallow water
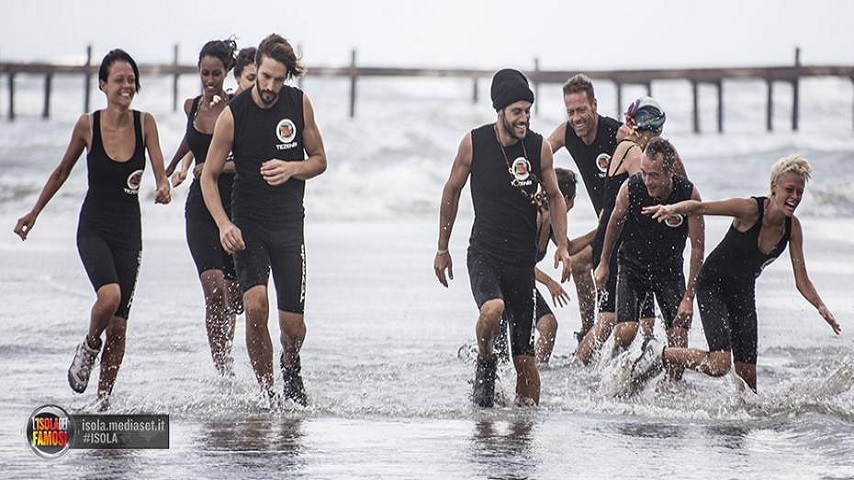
[2,77,854,478]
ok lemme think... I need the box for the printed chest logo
[509,157,532,184]
[596,153,611,175]
[664,214,684,228]
[276,118,297,143]
[124,169,143,195]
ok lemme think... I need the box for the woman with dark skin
[165,39,243,376]
[14,49,171,409]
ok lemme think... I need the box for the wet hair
[98,49,141,92]
[770,154,812,185]
[234,47,257,78]
[555,168,577,200]
[644,137,678,171]
[198,38,237,71]
[562,73,595,100]
[255,34,305,79]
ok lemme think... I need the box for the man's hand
[219,222,246,254]
[260,159,299,186]
[434,251,453,287]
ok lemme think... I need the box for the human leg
[199,269,233,376]
[569,246,595,341]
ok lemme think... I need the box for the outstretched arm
[535,266,569,307]
[14,114,89,240]
[434,133,472,287]
[789,216,841,335]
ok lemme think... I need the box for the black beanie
[491,68,534,110]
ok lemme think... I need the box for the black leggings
[76,225,141,320]
[697,278,758,365]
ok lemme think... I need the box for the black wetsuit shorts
[615,264,685,329]
[233,219,305,314]
[467,247,536,357]
[696,278,758,365]
[76,224,141,320]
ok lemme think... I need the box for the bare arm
[165,98,194,176]
[201,107,235,228]
[14,115,90,240]
[567,227,597,256]
[643,197,758,226]
[260,93,327,185]
[789,216,841,334]
[434,133,472,287]
[594,181,629,289]
[546,122,566,156]
[535,265,569,308]
[681,187,705,315]
[142,112,171,204]
[540,141,571,282]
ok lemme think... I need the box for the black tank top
[591,140,635,266]
[230,86,306,226]
[79,109,145,246]
[619,173,694,276]
[185,96,235,220]
[699,196,792,284]
[469,123,543,267]
[563,115,621,215]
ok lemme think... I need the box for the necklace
[494,124,547,209]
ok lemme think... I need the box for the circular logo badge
[596,153,611,173]
[276,118,296,143]
[125,169,143,195]
[26,404,74,459]
[509,157,531,181]
[664,214,684,228]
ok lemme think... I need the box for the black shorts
[76,223,141,320]
[185,217,237,280]
[534,288,553,322]
[597,245,656,317]
[467,248,535,357]
[233,219,305,314]
[615,264,685,329]
[696,277,758,365]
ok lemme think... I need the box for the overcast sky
[3,0,851,69]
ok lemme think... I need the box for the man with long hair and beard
[435,69,572,407]
[201,34,327,408]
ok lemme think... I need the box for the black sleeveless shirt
[698,196,792,285]
[563,115,621,215]
[619,173,694,276]
[185,96,235,220]
[79,109,145,247]
[229,86,306,227]
[469,123,543,267]
[591,140,636,267]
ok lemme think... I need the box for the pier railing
[2,46,852,132]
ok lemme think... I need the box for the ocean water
[1,74,853,478]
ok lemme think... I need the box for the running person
[546,74,616,342]
[637,155,841,391]
[530,168,595,364]
[594,137,704,382]
[575,97,678,365]
[201,34,327,406]
[233,47,258,93]
[164,39,241,377]
[435,68,571,407]
[14,49,171,409]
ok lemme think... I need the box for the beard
[500,115,528,140]
[255,80,279,106]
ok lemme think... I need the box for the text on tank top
[619,172,694,275]
[229,85,306,224]
[469,123,543,267]
[701,196,792,282]
[563,115,621,215]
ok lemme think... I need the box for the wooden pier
[2,46,853,132]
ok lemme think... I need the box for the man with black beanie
[434,68,572,407]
